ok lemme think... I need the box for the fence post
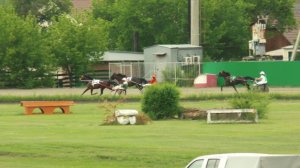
[175,62,177,85]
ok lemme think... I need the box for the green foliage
[10,0,72,22]
[229,92,271,118]
[201,0,295,60]
[162,65,200,87]
[244,0,296,32]
[93,0,296,60]
[46,13,109,81]
[142,84,180,120]
[92,0,189,51]
[0,5,54,88]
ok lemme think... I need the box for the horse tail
[244,76,255,81]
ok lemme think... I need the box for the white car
[185,153,300,168]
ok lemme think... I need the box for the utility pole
[291,29,300,61]
[190,0,200,46]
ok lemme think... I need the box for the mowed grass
[0,100,300,168]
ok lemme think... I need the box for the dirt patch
[180,108,207,120]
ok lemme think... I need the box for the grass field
[1,99,300,168]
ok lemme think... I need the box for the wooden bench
[206,109,258,124]
[20,101,74,115]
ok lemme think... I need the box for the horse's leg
[100,88,104,96]
[137,84,143,93]
[81,88,90,95]
[232,85,238,93]
[245,83,251,90]
[91,88,97,95]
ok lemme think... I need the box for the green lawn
[0,100,300,168]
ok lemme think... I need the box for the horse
[110,73,148,91]
[80,74,119,96]
[218,70,255,93]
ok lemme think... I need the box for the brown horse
[218,70,254,93]
[80,75,118,96]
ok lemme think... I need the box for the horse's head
[110,73,116,80]
[218,70,231,77]
[110,73,127,81]
[80,74,93,81]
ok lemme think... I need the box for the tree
[201,0,252,60]
[202,0,296,61]
[244,0,296,32]
[0,5,53,88]
[92,0,189,51]
[10,0,72,22]
[46,13,109,85]
[92,0,296,60]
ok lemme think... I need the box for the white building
[265,45,300,61]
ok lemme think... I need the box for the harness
[230,76,236,81]
[92,79,101,86]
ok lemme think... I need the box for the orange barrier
[20,101,74,115]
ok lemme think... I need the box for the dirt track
[1,87,300,96]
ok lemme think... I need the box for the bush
[162,65,199,87]
[142,83,180,120]
[229,92,270,119]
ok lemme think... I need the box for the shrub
[162,65,199,87]
[141,83,180,120]
[229,92,270,119]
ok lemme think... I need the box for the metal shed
[143,44,203,82]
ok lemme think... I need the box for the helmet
[260,71,265,75]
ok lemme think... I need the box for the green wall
[202,61,300,86]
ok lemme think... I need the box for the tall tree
[92,0,189,51]
[202,0,296,61]
[0,5,53,88]
[10,0,72,22]
[46,13,109,84]
[244,0,296,32]
[92,0,296,60]
[201,0,253,60]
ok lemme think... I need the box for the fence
[202,61,300,86]
[55,69,109,88]
[109,62,201,87]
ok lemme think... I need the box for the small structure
[249,16,268,56]
[206,109,258,124]
[265,45,300,61]
[20,101,74,115]
[115,109,138,125]
[194,74,217,88]
[104,51,144,77]
[143,44,202,82]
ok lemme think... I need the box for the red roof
[283,0,300,44]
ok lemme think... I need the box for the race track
[1,87,300,96]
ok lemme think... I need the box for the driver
[255,71,268,90]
